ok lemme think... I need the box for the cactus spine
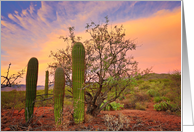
[45,70,49,98]
[72,42,85,124]
[54,67,65,125]
[25,57,39,122]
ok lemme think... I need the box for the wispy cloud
[1,1,181,85]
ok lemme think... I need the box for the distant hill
[141,73,171,81]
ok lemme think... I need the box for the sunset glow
[1,1,181,85]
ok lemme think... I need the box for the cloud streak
[1,1,181,85]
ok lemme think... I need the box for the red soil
[1,102,181,131]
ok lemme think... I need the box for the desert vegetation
[1,17,181,131]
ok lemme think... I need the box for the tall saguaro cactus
[45,70,49,98]
[25,57,39,122]
[72,42,85,124]
[54,67,65,125]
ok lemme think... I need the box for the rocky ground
[1,101,181,131]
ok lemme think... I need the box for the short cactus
[54,67,65,125]
[44,70,49,98]
[25,57,39,122]
[72,42,85,124]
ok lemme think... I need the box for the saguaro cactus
[25,57,39,122]
[54,67,65,125]
[72,42,85,124]
[44,70,49,98]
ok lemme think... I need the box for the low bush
[135,102,147,110]
[154,96,162,103]
[147,89,160,97]
[154,101,179,112]
[139,83,150,90]
[101,100,124,111]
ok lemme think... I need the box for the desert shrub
[1,90,25,110]
[118,95,126,100]
[154,101,179,112]
[135,102,147,110]
[154,101,169,111]
[103,113,130,131]
[161,96,170,102]
[139,83,151,90]
[154,96,162,103]
[110,102,124,110]
[137,79,144,84]
[129,90,135,95]
[149,79,158,83]
[147,89,160,97]
[125,92,149,109]
[136,92,150,101]
[101,100,124,111]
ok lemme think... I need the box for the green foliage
[1,90,25,110]
[153,96,162,103]
[54,67,65,125]
[136,79,144,84]
[161,96,170,102]
[154,101,178,112]
[154,101,168,111]
[72,42,85,124]
[127,92,150,110]
[45,70,49,98]
[139,83,151,90]
[25,57,39,122]
[135,102,146,110]
[147,89,160,97]
[101,100,124,111]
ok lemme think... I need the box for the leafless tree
[1,63,26,88]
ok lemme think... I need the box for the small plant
[154,96,162,103]
[135,102,146,110]
[101,100,124,111]
[153,101,176,111]
[147,89,160,97]
[161,96,170,102]
[154,101,168,111]
[103,113,130,131]
[139,83,150,90]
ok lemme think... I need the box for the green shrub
[154,101,178,112]
[147,89,160,97]
[139,83,150,90]
[135,102,146,110]
[161,96,170,102]
[137,79,144,84]
[154,101,168,111]
[149,79,158,83]
[101,100,124,111]
[154,96,162,103]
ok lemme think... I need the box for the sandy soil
[1,101,181,131]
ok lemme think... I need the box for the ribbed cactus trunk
[45,70,49,98]
[25,57,39,122]
[54,67,65,125]
[72,42,85,124]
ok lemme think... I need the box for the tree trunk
[86,104,101,117]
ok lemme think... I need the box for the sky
[1,1,181,86]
